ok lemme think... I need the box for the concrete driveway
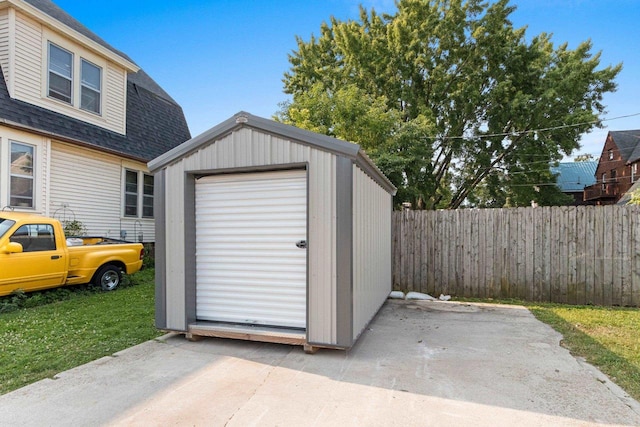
[1,300,639,426]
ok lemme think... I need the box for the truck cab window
[10,224,56,252]
[0,218,16,239]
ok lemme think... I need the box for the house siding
[13,11,41,102]
[9,10,127,135]
[352,164,392,340]
[0,9,9,87]
[105,63,126,133]
[158,127,339,344]
[48,141,155,241]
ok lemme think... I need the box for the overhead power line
[424,112,640,141]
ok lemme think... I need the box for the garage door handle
[296,240,307,249]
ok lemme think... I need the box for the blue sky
[54,0,640,160]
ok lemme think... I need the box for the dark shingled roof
[610,130,640,164]
[0,0,191,161]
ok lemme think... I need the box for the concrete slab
[1,300,639,426]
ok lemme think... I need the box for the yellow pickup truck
[0,212,144,296]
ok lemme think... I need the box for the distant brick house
[584,130,640,205]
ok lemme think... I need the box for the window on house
[48,43,73,104]
[123,170,154,218]
[611,170,617,181]
[9,142,35,208]
[80,59,101,114]
[142,174,154,218]
[632,164,638,183]
[608,149,614,160]
[601,172,606,190]
[124,170,138,217]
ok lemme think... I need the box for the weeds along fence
[392,205,640,307]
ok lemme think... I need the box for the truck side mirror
[1,242,23,254]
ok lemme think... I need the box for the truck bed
[66,236,138,246]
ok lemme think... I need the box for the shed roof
[550,161,597,192]
[148,111,397,195]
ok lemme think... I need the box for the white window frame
[142,173,154,218]
[608,149,614,160]
[123,169,154,219]
[9,141,36,209]
[80,59,102,115]
[632,164,637,183]
[44,37,105,117]
[124,169,138,218]
[47,42,73,105]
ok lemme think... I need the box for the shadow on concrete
[1,300,639,426]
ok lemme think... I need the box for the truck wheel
[94,265,122,291]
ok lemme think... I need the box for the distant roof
[610,130,640,164]
[0,0,191,161]
[551,161,597,192]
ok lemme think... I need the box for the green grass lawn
[527,303,640,402]
[0,268,161,395]
[1,273,638,403]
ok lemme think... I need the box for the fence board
[575,206,586,305]
[584,207,595,305]
[632,206,640,306]
[392,206,639,307]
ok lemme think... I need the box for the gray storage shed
[148,112,396,352]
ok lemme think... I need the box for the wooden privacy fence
[392,205,640,307]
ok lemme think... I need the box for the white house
[0,0,190,242]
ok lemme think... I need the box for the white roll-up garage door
[195,169,307,329]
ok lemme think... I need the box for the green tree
[277,0,620,209]
[574,153,595,162]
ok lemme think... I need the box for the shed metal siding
[154,169,167,329]
[159,127,338,344]
[352,164,392,338]
[160,162,187,329]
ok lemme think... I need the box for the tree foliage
[277,0,620,209]
[574,153,596,162]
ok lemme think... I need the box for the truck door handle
[296,240,307,249]
[51,255,61,260]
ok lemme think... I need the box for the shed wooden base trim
[187,322,306,347]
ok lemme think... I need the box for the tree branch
[448,131,526,209]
